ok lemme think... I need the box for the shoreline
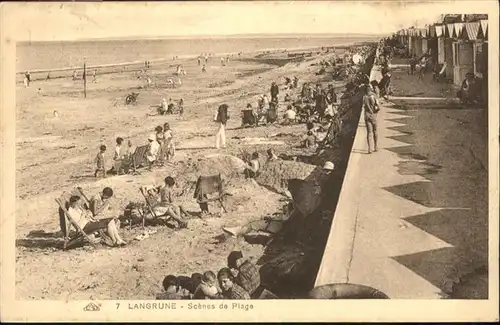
[16,41,373,75]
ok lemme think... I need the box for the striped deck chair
[129,144,149,172]
[57,187,112,250]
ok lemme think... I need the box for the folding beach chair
[317,116,343,151]
[193,174,230,214]
[57,188,113,250]
[57,192,100,250]
[266,106,278,124]
[241,110,257,127]
[130,144,149,173]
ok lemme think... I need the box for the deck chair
[241,110,257,127]
[193,174,230,214]
[57,192,101,250]
[317,116,342,151]
[130,145,149,173]
[267,107,278,124]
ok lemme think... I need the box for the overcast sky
[3,1,493,41]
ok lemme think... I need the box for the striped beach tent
[453,22,464,39]
[429,25,436,38]
[435,25,444,37]
[463,22,480,40]
[421,28,429,38]
[446,23,455,38]
[480,19,488,38]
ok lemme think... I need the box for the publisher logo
[84,302,101,311]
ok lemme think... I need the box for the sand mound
[256,160,321,195]
[187,154,248,177]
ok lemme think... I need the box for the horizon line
[19,32,387,43]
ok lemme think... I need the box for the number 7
[116,303,120,309]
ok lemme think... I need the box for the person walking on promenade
[215,104,229,149]
[362,85,380,154]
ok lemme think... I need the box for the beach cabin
[427,25,439,65]
[420,28,429,56]
[435,25,446,65]
[443,23,456,82]
[450,22,473,86]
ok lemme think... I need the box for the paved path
[315,66,489,299]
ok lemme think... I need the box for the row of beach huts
[392,14,488,87]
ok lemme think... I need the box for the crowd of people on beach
[156,250,269,300]
[49,43,380,301]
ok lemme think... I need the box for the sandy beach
[15,43,370,300]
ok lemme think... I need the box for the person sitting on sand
[66,195,126,247]
[156,275,187,300]
[284,93,292,102]
[227,251,261,298]
[457,72,480,105]
[141,182,188,229]
[304,131,317,149]
[217,268,251,300]
[159,176,189,227]
[244,152,261,179]
[202,64,206,73]
[193,271,223,299]
[283,105,297,125]
[266,148,279,162]
[146,134,160,169]
[89,187,114,218]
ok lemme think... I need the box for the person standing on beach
[378,68,392,100]
[362,85,380,154]
[215,104,229,149]
[315,87,327,122]
[270,82,279,103]
[94,145,107,178]
[92,69,97,83]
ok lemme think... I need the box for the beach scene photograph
[5,1,496,315]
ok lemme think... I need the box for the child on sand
[156,275,185,300]
[113,137,125,175]
[193,271,222,299]
[155,126,165,163]
[178,98,184,119]
[163,123,175,161]
[217,268,250,300]
[94,145,106,178]
[244,152,261,179]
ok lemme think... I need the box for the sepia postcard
[0,0,498,322]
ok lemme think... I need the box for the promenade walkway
[315,65,489,298]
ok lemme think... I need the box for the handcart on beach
[125,92,140,105]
